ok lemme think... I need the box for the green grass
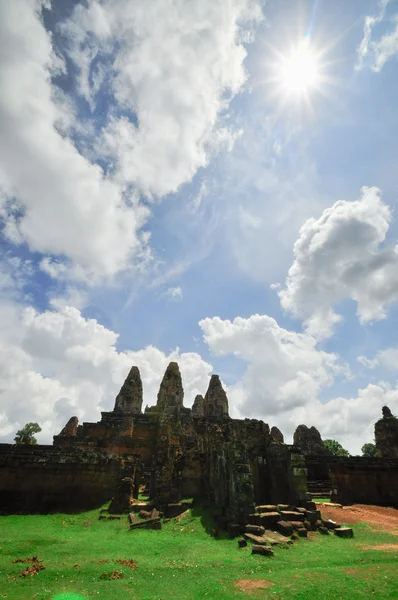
[0,507,397,600]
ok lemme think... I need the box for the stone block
[277,520,293,536]
[248,513,261,526]
[304,501,317,511]
[290,521,305,531]
[130,517,161,530]
[306,510,320,523]
[334,527,354,538]
[296,507,307,515]
[277,504,290,511]
[319,526,329,535]
[297,528,308,537]
[322,519,338,530]
[227,523,242,539]
[238,538,247,548]
[258,512,280,529]
[256,505,277,513]
[280,511,304,521]
[252,545,274,557]
[244,532,268,546]
[245,524,265,536]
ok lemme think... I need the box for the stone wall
[0,444,122,514]
[329,457,398,508]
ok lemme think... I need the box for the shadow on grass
[191,504,229,540]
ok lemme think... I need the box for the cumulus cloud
[62,0,262,197]
[0,0,152,283]
[279,187,398,338]
[356,0,398,71]
[199,313,398,454]
[200,314,343,416]
[0,301,213,443]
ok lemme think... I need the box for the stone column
[114,366,143,414]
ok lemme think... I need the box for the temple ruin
[1,364,398,517]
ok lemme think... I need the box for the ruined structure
[0,362,308,517]
[2,365,398,515]
[293,425,331,456]
[375,405,398,458]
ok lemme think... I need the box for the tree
[361,442,378,457]
[14,422,42,445]
[323,439,350,457]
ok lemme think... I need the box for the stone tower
[156,362,184,411]
[293,425,331,456]
[375,405,398,458]
[203,375,229,417]
[192,394,205,417]
[114,366,143,414]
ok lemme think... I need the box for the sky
[1,0,398,454]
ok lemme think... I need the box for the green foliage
[323,439,350,457]
[361,443,378,457]
[0,508,397,599]
[14,422,42,445]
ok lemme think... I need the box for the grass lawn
[0,507,397,600]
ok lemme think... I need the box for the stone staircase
[307,480,332,499]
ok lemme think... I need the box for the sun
[272,39,324,101]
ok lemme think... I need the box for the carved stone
[203,375,229,418]
[114,366,143,414]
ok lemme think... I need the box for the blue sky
[1,0,398,453]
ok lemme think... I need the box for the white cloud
[199,313,398,454]
[165,286,183,300]
[200,314,343,417]
[0,301,213,443]
[62,0,262,198]
[0,0,150,283]
[279,187,398,338]
[356,0,398,71]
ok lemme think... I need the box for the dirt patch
[20,563,45,577]
[319,504,398,534]
[12,556,41,564]
[99,570,124,580]
[234,579,274,593]
[115,559,138,569]
[361,543,398,551]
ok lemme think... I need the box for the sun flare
[274,39,322,99]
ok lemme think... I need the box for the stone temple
[1,363,398,517]
[51,362,307,519]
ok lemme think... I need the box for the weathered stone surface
[244,524,265,536]
[251,545,274,557]
[280,511,304,521]
[256,505,277,513]
[114,366,143,414]
[203,375,229,418]
[270,426,284,443]
[258,512,280,528]
[156,362,184,412]
[109,477,133,514]
[277,504,290,511]
[244,532,268,545]
[322,519,338,530]
[306,510,321,523]
[375,406,398,459]
[293,425,331,456]
[263,531,292,546]
[334,527,354,538]
[151,508,160,519]
[58,417,79,437]
[304,501,317,511]
[290,521,305,531]
[297,528,308,537]
[228,523,242,538]
[238,538,247,548]
[192,395,205,417]
[130,517,161,530]
[319,526,329,535]
[128,513,139,525]
[277,520,293,536]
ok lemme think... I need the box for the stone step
[244,532,269,546]
[255,505,277,513]
[280,511,305,521]
[130,517,161,530]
